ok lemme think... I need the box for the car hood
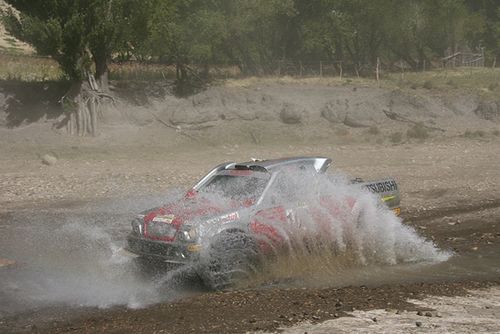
[141,194,254,228]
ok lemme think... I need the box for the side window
[270,172,299,203]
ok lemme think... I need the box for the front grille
[126,235,196,263]
[145,221,177,239]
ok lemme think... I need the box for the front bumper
[126,233,200,264]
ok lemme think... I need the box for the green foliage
[1,0,132,81]
[2,0,499,84]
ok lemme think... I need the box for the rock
[416,321,422,327]
[41,154,57,166]
[417,311,423,316]
[344,115,370,128]
[321,100,348,123]
[279,103,303,124]
[372,317,378,322]
[424,311,433,317]
[0,258,16,267]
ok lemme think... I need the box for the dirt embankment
[1,78,499,146]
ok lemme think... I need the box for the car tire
[198,231,261,290]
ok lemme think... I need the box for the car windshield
[199,170,270,200]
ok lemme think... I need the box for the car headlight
[177,225,198,242]
[131,218,143,235]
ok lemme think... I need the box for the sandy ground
[0,80,499,333]
[278,286,500,333]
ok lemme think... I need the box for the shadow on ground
[0,80,68,127]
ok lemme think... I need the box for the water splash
[191,170,451,288]
[0,172,451,313]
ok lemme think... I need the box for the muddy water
[0,194,204,317]
[0,193,499,318]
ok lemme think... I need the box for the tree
[148,0,229,90]
[147,0,297,80]
[465,0,500,65]
[1,0,132,135]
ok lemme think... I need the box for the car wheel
[198,231,262,290]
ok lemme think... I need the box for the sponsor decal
[152,214,175,223]
[207,211,240,225]
[366,180,398,193]
[187,244,202,252]
[382,195,396,202]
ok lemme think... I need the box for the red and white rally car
[126,157,400,289]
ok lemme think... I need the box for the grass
[109,62,177,81]
[385,67,500,99]
[0,53,62,81]
[224,75,375,89]
[1,51,499,97]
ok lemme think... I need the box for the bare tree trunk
[76,95,83,136]
[89,97,97,137]
[376,57,380,83]
[94,56,109,92]
[60,76,106,137]
[69,112,75,136]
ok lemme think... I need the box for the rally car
[125,157,400,289]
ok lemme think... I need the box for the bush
[407,122,429,140]
[336,127,350,136]
[422,80,434,89]
[366,125,380,135]
[390,132,403,143]
[447,79,458,88]
[464,130,486,138]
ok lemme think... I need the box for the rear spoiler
[361,179,398,194]
[353,178,401,214]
